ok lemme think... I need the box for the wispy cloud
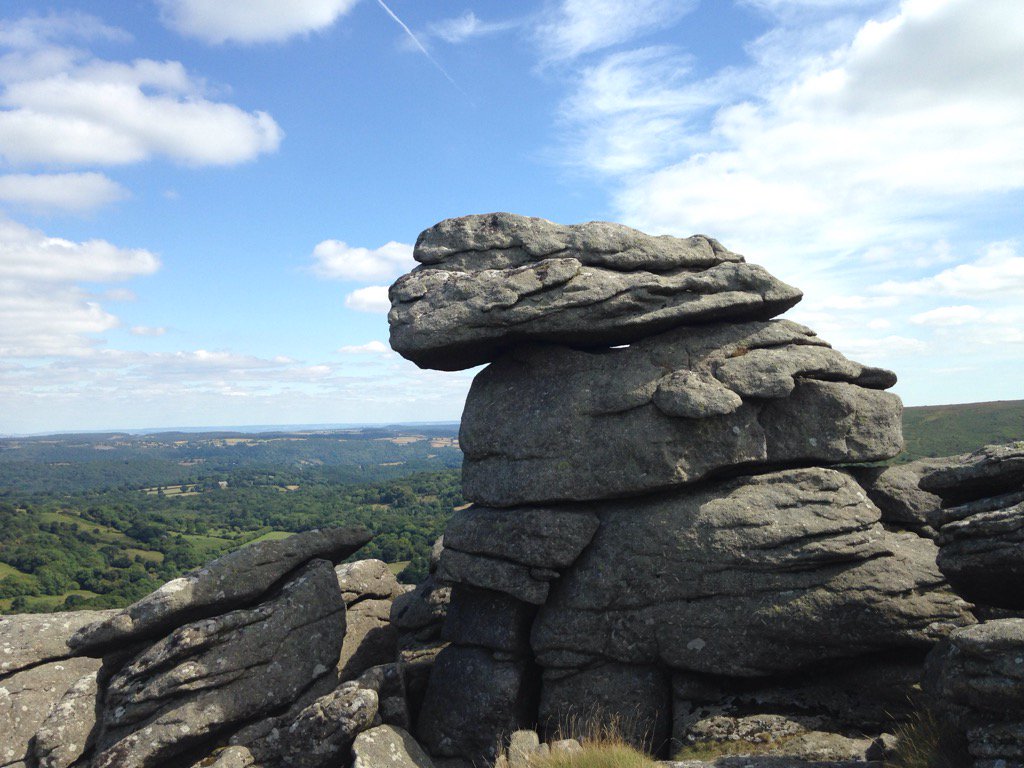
[310,239,415,282]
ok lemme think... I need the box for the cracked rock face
[389,213,802,371]
[0,656,101,768]
[0,610,116,677]
[531,468,974,677]
[72,526,370,655]
[91,559,346,768]
[436,506,600,604]
[461,320,902,506]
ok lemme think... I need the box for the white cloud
[131,325,167,337]
[537,0,697,61]
[0,172,128,212]
[339,340,392,355]
[879,242,1024,298]
[0,12,130,50]
[428,11,518,44]
[311,239,415,282]
[0,218,159,357]
[0,23,283,166]
[344,285,391,313]
[909,305,983,326]
[560,0,1024,273]
[157,0,360,44]
[0,218,159,283]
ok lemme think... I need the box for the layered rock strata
[389,212,802,370]
[0,529,405,768]
[387,213,977,765]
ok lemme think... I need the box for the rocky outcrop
[460,320,901,506]
[91,559,346,768]
[924,619,1024,767]
[385,213,979,765]
[352,725,435,768]
[389,213,802,371]
[1,655,101,768]
[336,559,410,680]
[72,527,371,655]
[32,670,100,768]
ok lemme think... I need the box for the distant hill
[900,399,1024,462]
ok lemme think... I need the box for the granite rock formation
[386,213,979,765]
[389,212,802,370]
[0,529,413,768]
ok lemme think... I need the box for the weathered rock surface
[461,320,901,505]
[671,657,925,738]
[336,558,408,604]
[389,213,803,370]
[353,724,436,768]
[436,506,599,603]
[0,656,100,768]
[919,442,1024,504]
[277,681,378,768]
[32,670,99,768]
[676,714,876,762]
[924,619,1024,768]
[531,468,973,676]
[91,559,346,768]
[0,610,116,676]
[849,458,946,535]
[539,663,671,753]
[72,527,370,655]
[417,645,538,765]
[391,575,451,729]
[936,496,1024,609]
[192,746,255,768]
[442,585,537,654]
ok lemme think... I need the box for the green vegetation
[885,708,970,768]
[0,467,460,613]
[901,399,1024,462]
[527,742,659,768]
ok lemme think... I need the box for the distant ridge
[901,398,1024,461]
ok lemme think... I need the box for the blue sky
[0,0,1022,434]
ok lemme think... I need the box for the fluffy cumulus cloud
[550,0,1024,404]
[0,172,128,212]
[0,16,282,167]
[311,239,415,282]
[158,0,360,44]
[561,0,1024,258]
[344,285,391,313]
[537,0,697,61]
[0,218,159,357]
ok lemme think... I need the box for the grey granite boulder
[353,725,436,768]
[32,670,99,768]
[936,496,1024,609]
[442,585,538,654]
[72,526,370,655]
[336,558,407,604]
[0,609,116,676]
[91,559,346,768]
[461,320,901,506]
[436,506,599,603]
[539,663,671,753]
[531,468,973,676]
[849,457,946,535]
[389,213,802,370]
[919,442,1024,504]
[0,656,100,768]
[417,645,539,765]
[277,681,378,768]
[340,597,398,681]
[924,619,1024,768]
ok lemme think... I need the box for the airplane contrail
[374,0,467,96]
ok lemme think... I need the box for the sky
[0,0,1022,434]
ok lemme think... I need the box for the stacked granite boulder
[388,213,976,764]
[0,528,435,768]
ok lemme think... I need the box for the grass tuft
[885,709,970,768]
